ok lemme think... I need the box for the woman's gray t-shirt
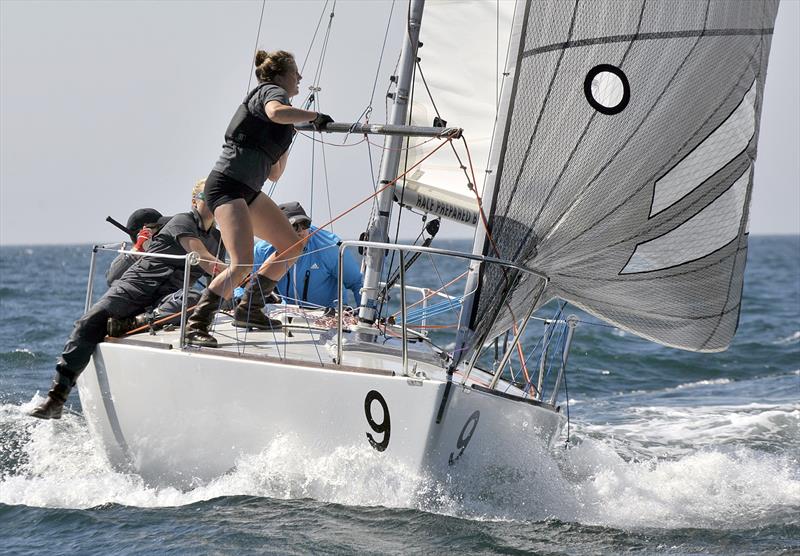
[213,84,291,191]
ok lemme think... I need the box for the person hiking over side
[185,49,333,347]
[105,208,165,286]
[29,181,225,419]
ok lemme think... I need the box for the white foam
[775,331,800,345]
[674,378,732,389]
[578,403,800,457]
[562,440,800,529]
[1,401,798,530]
[0,402,455,512]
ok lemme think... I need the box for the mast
[357,0,425,331]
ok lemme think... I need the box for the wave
[560,439,800,529]
[576,401,800,456]
[0,349,46,368]
[1,400,798,531]
[774,331,800,345]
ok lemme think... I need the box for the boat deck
[109,304,525,396]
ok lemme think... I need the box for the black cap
[279,201,311,226]
[125,208,163,242]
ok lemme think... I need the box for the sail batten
[459,0,779,355]
[523,27,776,58]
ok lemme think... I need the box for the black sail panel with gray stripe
[464,0,779,355]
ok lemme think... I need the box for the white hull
[78,316,565,487]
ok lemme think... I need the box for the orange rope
[460,135,530,381]
[255,131,459,275]
[389,270,468,318]
[123,134,460,338]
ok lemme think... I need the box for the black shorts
[204,170,261,213]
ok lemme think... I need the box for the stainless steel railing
[85,245,200,348]
[335,240,549,378]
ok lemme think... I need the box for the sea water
[0,237,797,555]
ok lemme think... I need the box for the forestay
[460,0,780,355]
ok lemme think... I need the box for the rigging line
[541,308,567,386]
[299,0,330,76]
[367,0,397,109]
[365,135,440,152]
[414,61,474,188]
[246,0,268,94]
[364,130,381,226]
[421,253,463,319]
[365,133,378,194]
[525,303,566,396]
[511,320,531,383]
[460,135,521,316]
[287,306,327,367]
[296,132,366,147]
[319,129,335,233]
[300,0,336,100]
[309,1,336,93]
[254,136,458,277]
[303,2,335,219]
[310,98,317,217]
[390,270,468,317]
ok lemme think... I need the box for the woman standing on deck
[186,50,332,347]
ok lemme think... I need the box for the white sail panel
[396,0,517,225]
[463,0,780,354]
[651,78,757,216]
[623,166,750,274]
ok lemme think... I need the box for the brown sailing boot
[233,274,282,330]
[185,288,222,348]
[29,376,72,420]
[106,313,151,337]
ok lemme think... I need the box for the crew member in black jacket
[30,180,226,419]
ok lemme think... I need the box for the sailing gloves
[133,227,153,252]
[311,112,333,131]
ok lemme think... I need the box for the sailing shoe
[29,381,71,420]
[233,306,282,330]
[107,316,136,337]
[108,313,154,337]
[185,288,222,348]
[233,274,281,330]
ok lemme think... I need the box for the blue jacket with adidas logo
[249,226,363,308]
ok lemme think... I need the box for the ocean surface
[0,236,798,555]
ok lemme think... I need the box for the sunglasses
[194,192,206,201]
[292,221,310,232]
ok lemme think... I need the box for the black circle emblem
[584,64,630,115]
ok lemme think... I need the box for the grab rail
[336,240,549,377]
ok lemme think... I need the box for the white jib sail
[395,0,517,227]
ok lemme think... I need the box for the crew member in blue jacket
[243,202,362,308]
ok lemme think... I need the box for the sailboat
[76,0,780,487]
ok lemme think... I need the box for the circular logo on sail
[584,64,630,115]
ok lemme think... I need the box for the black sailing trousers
[55,285,152,384]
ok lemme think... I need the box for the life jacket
[224,82,293,163]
